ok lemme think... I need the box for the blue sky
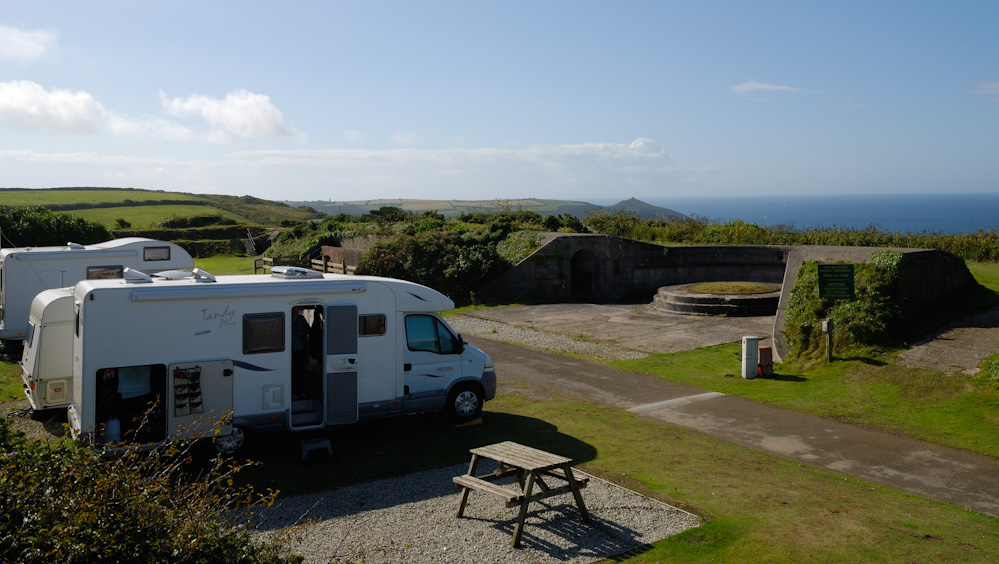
[1,1,997,203]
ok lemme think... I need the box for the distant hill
[0,187,323,228]
[284,197,688,221]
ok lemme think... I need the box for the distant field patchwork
[1,189,203,207]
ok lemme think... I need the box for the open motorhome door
[168,360,234,441]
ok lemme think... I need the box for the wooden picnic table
[453,441,590,548]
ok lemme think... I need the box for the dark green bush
[0,206,112,247]
[0,417,297,563]
[356,230,508,304]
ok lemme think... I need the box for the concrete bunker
[476,234,974,363]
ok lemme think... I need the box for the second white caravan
[57,267,495,451]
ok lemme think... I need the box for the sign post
[817,264,855,362]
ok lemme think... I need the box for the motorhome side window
[405,314,459,354]
[243,312,285,354]
[87,265,124,279]
[143,246,171,261]
[359,314,386,336]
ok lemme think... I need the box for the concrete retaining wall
[478,234,975,364]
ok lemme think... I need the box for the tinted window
[359,314,386,336]
[87,265,124,279]
[405,315,460,354]
[243,312,285,354]
[143,246,171,261]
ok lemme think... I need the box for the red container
[758,346,774,377]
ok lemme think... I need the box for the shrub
[0,206,112,247]
[784,261,902,358]
[357,230,508,304]
[0,417,296,563]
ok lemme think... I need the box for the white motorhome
[55,267,495,452]
[0,238,194,353]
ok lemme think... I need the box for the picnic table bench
[453,441,590,547]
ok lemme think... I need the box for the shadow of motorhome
[235,410,599,500]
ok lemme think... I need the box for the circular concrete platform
[652,283,781,317]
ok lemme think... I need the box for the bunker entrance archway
[570,248,608,299]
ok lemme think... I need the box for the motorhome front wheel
[447,384,483,423]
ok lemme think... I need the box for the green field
[0,188,203,206]
[64,205,246,229]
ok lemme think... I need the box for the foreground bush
[0,418,296,564]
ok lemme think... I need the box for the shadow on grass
[756,372,807,382]
[838,356,888,366]
[235,409,597,498]
[723,372,807,382]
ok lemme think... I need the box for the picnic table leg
[563,465,591,523]
[456,454,481,518]
[511,471,537,548]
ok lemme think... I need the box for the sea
[636,193,999,235]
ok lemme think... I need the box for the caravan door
[324,304,358,425]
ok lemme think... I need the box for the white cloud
[0,25,58,62]
[391,130,423,146]
[159,89,300,141]
[0,80,105,133]
[731,81,802,94]
[344,129,364,143]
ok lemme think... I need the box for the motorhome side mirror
[455,334,465,354]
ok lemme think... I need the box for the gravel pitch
[252,464,700,563]
[447,315,648,362]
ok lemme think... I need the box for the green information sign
[817,263,855,300]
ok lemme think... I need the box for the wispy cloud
[0,139,684,200]
[731,81,803,95]
[973,81,999,97]
[391,130,423,146]
[0,24,59,63]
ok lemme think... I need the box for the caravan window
[143,246,171,261]
[359,314,386,336]
[405,314,460,354]
[243,312,285,354]
[87,265,124,279]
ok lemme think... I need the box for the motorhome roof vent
[122,267,153,283]
[153,269,192,280]
[191,268,217,283]
[67,242,85,250]
[271,266,324,279]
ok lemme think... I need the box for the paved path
[459,306,999,518]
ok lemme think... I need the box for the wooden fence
[254,256,357,275]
